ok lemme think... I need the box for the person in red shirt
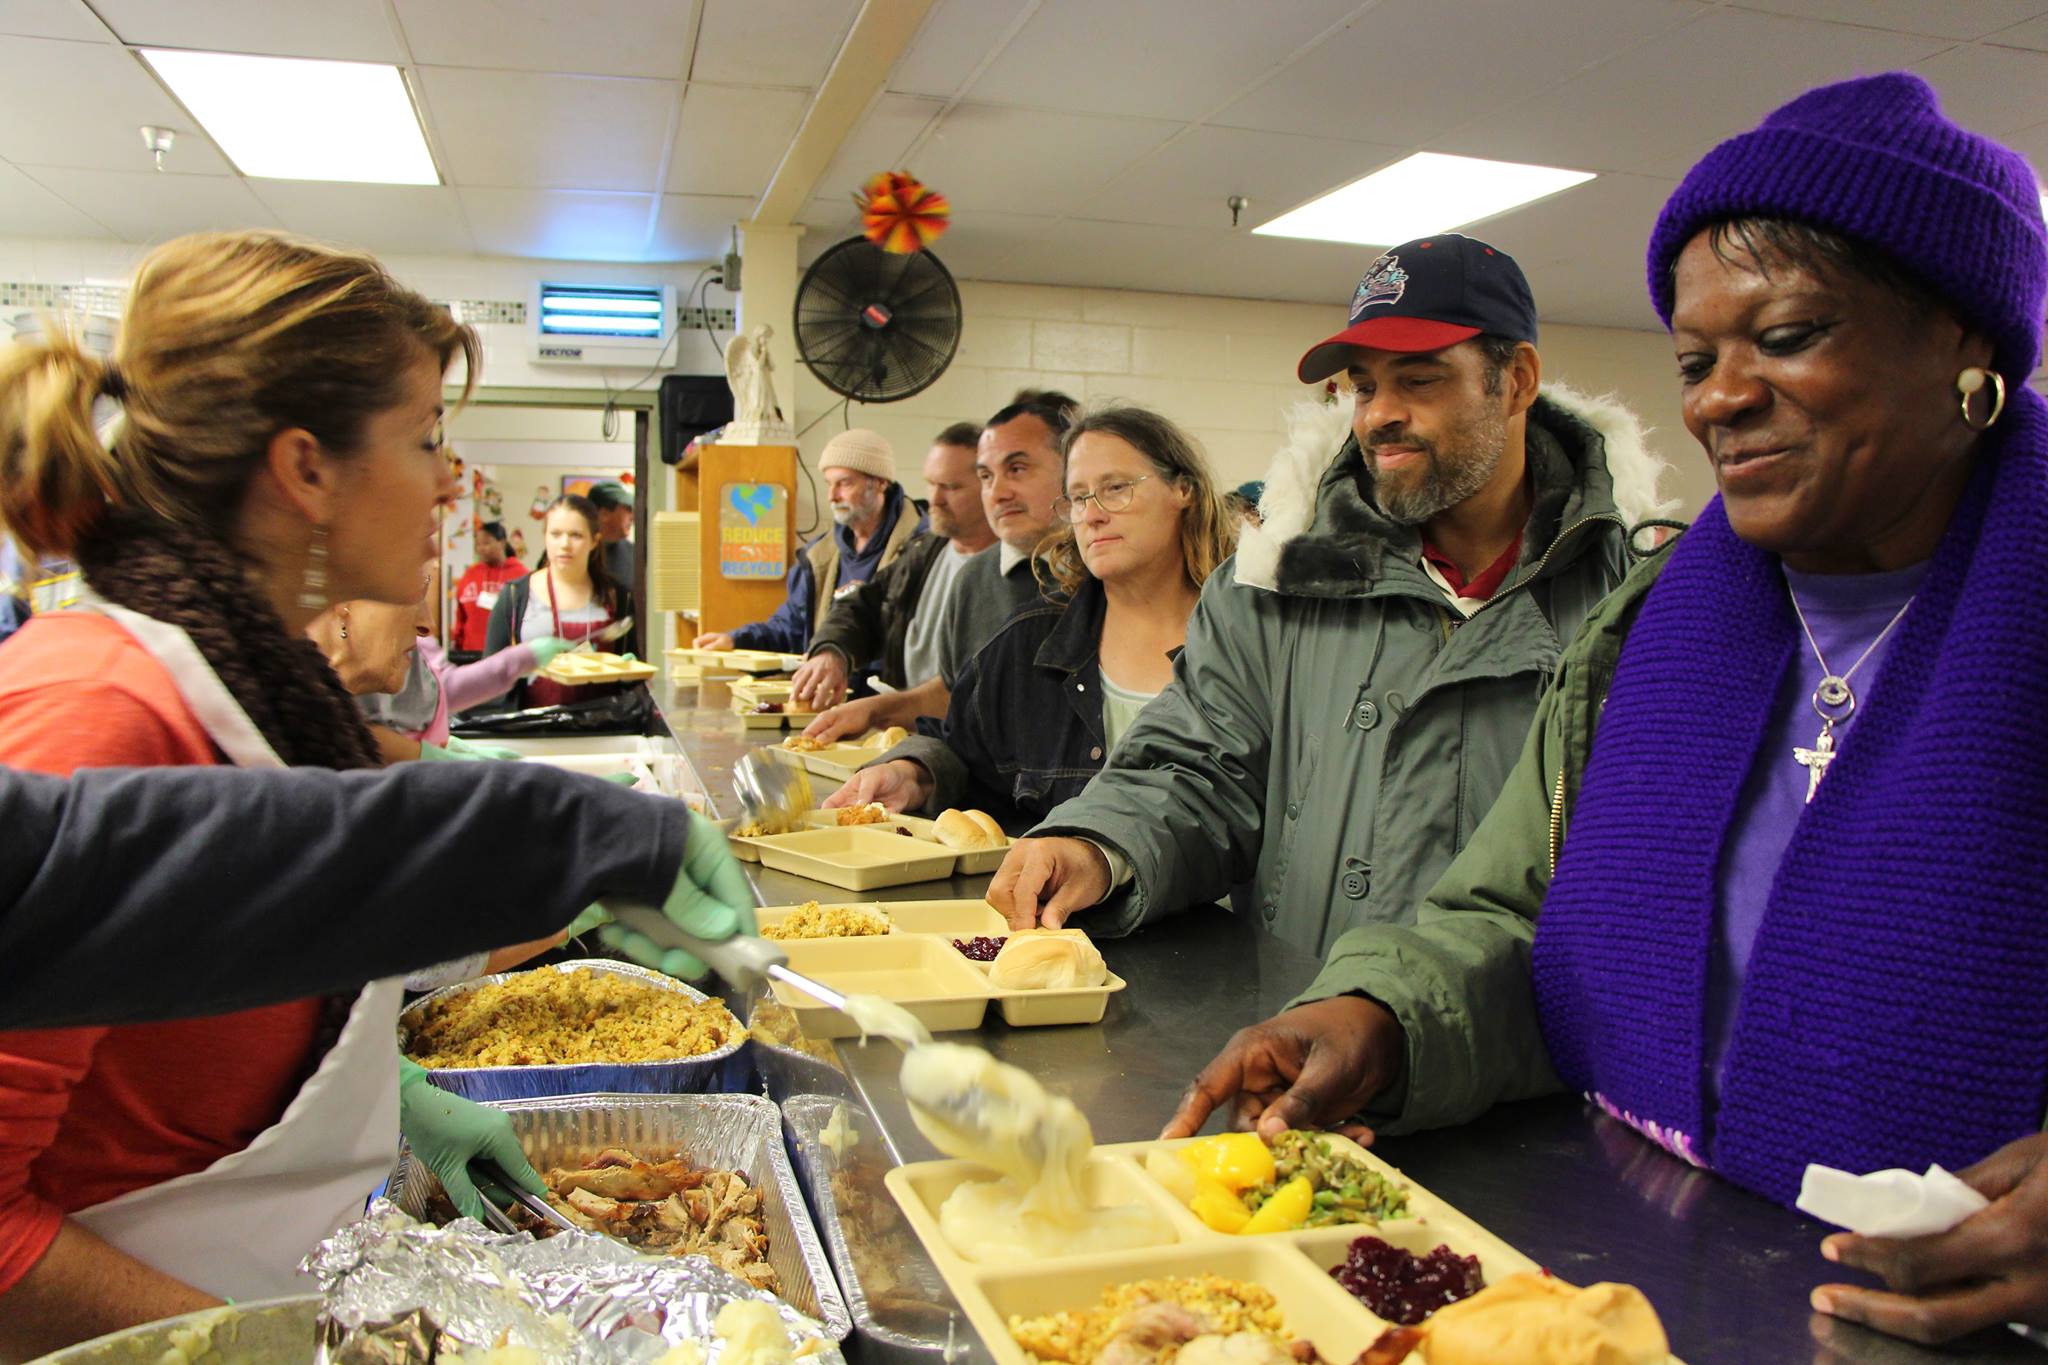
[0,229,543,1356]
[449,520,524,656]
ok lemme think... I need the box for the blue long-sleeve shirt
[733,486,920,653]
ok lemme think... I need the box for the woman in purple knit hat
[1165,71,2048,1345]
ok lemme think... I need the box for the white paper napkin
[1797,1162,1990,1238]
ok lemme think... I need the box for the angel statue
[722,323,793,445]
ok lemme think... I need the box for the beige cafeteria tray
[676,646,803,674]
[884,1133,1678,1365]
[800,809,1013,875]
[749,827,961,891]
[539,650,656,684]
[768,934,995,1038]
[757,900,1125,1029]
[732,679,818,728]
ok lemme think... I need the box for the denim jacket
[874,578,1109,834]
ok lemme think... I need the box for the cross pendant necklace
[1786,585,1916,804]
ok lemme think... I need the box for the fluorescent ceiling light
[1255,152,1596,247]
[140,49,438,185]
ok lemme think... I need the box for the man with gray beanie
[695,428,924,656]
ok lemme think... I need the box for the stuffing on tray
[782,735,829,752]
[760,901,891,940]
[735,819,774,837]
[1009,1275,1314,1365]
[403,969,740,1068]
[509,1147,781,1294]
[836,802,892,826]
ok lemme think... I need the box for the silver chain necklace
[1787,584,1915,803]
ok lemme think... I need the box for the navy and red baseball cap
[1296,234,1538,384]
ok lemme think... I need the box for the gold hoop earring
[297,523,330,610]
[1958,367,2005,431]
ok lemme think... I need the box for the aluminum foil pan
[781,1093,968,1361]
[307,1201,843,1364]
[398,959,748,1101]
[386,1091,852,1340]
[36,1295,319,1363]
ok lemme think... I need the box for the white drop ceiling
[0,0,2043,331]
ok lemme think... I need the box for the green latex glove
[446,736,523,762]
[526,636,575,668]
[596,811,758,980]
[563,904,611,940]
[599,771,641,786]
[397,1057,544,1223]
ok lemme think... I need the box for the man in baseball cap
[585,480,636,589]
[694,428,926,655]
[993,233,1675,970]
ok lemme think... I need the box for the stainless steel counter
[648,677,2042,1365]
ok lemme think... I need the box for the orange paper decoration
[856,170,951,254]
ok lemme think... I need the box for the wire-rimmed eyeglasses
[1051,476,1152,524]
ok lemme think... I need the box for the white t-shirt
[900,542,977,685]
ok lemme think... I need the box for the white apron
[64,595,403,1299]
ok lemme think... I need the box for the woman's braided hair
[0,230,479,769]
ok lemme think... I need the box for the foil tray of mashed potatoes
[398,959,748,1101]
[388,1091,853,1340]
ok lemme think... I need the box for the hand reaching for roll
[988,836,1111,931]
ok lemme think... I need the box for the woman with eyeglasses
[823,405,1235,831]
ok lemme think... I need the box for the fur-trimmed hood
[1235,384,1678,594]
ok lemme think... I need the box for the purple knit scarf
[1532,385,2048,1206]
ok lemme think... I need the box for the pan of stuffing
[387,1091,853,1340]
[398,959,748,1100]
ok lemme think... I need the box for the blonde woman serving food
[0,231,541,1355]
[824,405,1234,832]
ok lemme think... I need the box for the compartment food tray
[751,827,962,891]
[677,646,804,674]
[769,934,996,1038]
[884,1133,1681,1365]
[387,1091,853,1339]
[539,650,656,684]
[398,959,747,1100]
[800,809,1013,875]
[757,901,1126,1030]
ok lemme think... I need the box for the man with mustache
[693,428,922,656]
[991,235,1675,958]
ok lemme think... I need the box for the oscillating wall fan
[794,237,962,403]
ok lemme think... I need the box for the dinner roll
[933,808,1004,850]
[989,929,1108,990]
[861,725,909,749]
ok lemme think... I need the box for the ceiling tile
[910,104,1177,216]
[664,84,809,197]
[394,0,697,78]
[0,161,115,237]
[1214,0,1708,149]
[1460,172,1678,330]
[93,0,402,61]
[1090,126,1406,229]
[888,0,1024,99]
[23,167,280,243]
[1427,8,1947,177]
[458,187,655,260]
[693,0,858,87]
[814,93,945,200]
[0,0,108,42]
[1724,0,2048,40]
[1912,42,2048,135]
[649,192,760,260]
[248,182,475,255]
[0,37,234,173]
[419,67,676,192]
[964,0,1362,122]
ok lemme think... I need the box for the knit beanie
[1647,71,2048,381]
[817,428,895,483]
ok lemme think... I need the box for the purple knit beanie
[1647,71,2047,381]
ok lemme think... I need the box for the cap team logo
[1350,254,1409,319]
